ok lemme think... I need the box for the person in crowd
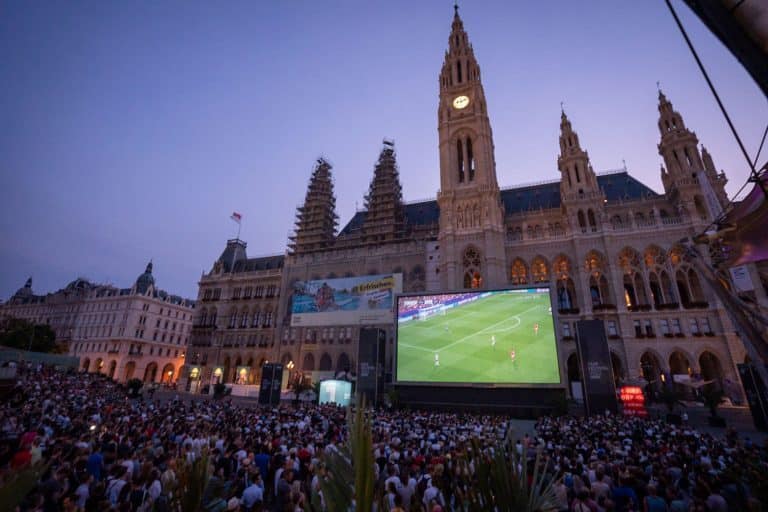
[2,365,766,512]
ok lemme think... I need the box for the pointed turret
[361,140,405,243]
[289,158,339,254]
[557,110,604,233]
[657,90,702,180]
[656,90,729,222]
[558,110,599,197]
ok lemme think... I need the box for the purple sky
[1,1,765,301]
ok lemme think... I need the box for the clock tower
[437,6,505,290]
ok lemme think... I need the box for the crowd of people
[1,365,766,511]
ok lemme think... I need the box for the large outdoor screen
[396,288,560,384]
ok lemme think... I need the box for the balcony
[558,308,580,315]
[656,302,679,311]
[127,351,144,357]
[592,304,617,312]
[683,301,709,310]
[627,304,652,313]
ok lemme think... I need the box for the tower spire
[361,139,405,243]
[289,158,339,254]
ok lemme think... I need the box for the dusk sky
[1,1,765,300]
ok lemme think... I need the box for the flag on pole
[230,212,242,224]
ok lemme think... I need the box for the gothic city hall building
[186,8,747,397]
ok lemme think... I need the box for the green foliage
[174,451,210,512]
[700,384,725,418]
[311,396,376,512]
[456,435,559,512]
[0,462,49,510]
[0,317,57,353]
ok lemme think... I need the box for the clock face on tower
[452,95,470,109]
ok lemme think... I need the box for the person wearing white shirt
[241,476,264,510]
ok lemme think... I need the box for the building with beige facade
[186,8,766,398]
[1,277,91,349]
[1,263,195,384]
[68,262,195,383]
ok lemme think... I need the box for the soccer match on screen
[396,288,560,384]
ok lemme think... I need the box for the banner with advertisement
[290,273,402,326]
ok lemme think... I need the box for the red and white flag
[230,212,242,224]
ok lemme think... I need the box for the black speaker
[358,327,385,406]
[575,319,618,415]
[258,363,284,405]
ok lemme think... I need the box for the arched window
[319,353,332,371]
[688,269,705,303]
[694,196,708,221]
[239,309,249,328]
[302,353,315,372]
[676,269,692,307]
[575,163,581,183]
[531,256,549,283]
[456,59,462,83]
[337,353,351,373]
[587,209,597,232]
[199,308,207,326]
[577,211,587,233]
[457,139,465,183]
[510,259,528,285]
[466,137,475,181]
[462,246,483,289]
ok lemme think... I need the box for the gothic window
[587,209,597,232]
[457,59,462,83]
[457,140,465,182]
[462,246,483,289]
[577,210,587,233]
[683,147,692,167]
[531,256,549,283]
[466,138,475,181]
[676,270,691,307]
[585,251,613,306]
[510,259,528,285]
[463,271,483,289]
[575,163,581,183]
[694,196,708,221]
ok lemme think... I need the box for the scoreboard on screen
[619,386,648,417]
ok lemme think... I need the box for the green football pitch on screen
[396,289,560,384]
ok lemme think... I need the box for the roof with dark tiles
[338,171,658,235]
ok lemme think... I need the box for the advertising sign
[318,379,352,406]
[290,274,402,326]
[619,386,648,417]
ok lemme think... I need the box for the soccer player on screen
[491,335,496,350]
[509,348,516,366]
[434,353,440,367]
[534,323,539,336]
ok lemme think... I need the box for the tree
[0,317,57,353]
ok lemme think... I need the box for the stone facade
[1,263,195,384]
[186,241,283,387]
[0,277,90,348]
[187,7,759,396]
[68,262,195,383]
